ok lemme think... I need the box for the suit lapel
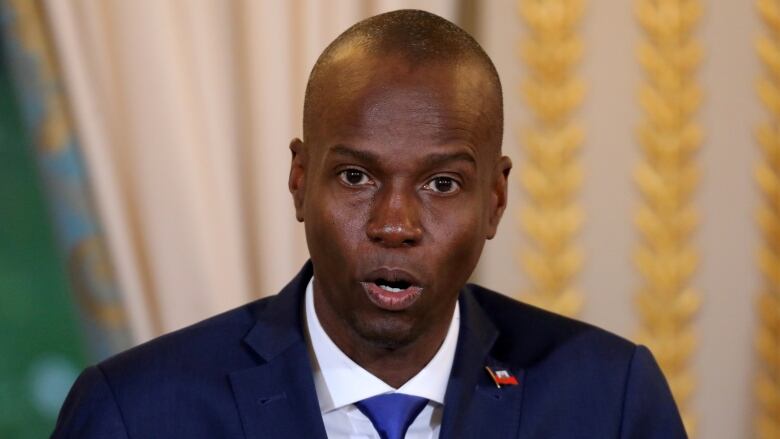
[228,262,327,439]
[440,289,525,439]
[228,265,526,438]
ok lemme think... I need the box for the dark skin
[289,49,512,388]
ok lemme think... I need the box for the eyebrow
[422,151,477,169]
[328,144,381,165]
[327,144,477,168]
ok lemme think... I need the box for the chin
[351,314,419,350]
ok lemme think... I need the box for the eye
[424,176,460,194]
[338,169,372,186]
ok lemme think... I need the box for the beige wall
[475,1,760,438]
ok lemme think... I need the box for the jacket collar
[242,260,313,361]
[229,261,524,439]
[439,287,526,438]
[228,261,327,439]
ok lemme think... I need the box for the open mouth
[374,278,412,293]
[361,270,423,311]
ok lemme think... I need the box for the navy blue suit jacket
[53,262,686,438]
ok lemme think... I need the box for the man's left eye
[424,176,460,194]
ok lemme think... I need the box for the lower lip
[361,282,423,311]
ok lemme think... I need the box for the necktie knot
[355,393,428,439]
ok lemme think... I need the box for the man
[53,10,685,439]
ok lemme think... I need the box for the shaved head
[303,9,503,152]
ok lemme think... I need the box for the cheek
[305,188,371,256]
[423,201,486,270]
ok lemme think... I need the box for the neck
[312,286,454,388]
[345,319,451,388]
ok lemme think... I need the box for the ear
[289,138,307,222]
[486,155,512,239]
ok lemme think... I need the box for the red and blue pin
[485,366,519,388]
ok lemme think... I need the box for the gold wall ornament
[517,0,586,317]
[755,1,780,437]
[634,0,702,435]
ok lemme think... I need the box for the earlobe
[289,138,306,222]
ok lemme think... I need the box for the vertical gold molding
[634,0,702,435]
[755,1,780,437]
[518,0,585,317]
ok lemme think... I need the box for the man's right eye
[338,169,372,186]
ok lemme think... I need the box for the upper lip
[363,267,422,287]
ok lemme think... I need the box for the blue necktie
[355,393,429,439]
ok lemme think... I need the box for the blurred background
[0,0,776,437]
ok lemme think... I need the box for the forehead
[306,51,498,154]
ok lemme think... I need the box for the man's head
[302,10,504,148]
[289,10,511,357]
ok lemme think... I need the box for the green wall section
[0,54,85,438]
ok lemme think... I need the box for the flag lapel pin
[485,366,519,388]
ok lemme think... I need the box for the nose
[366,185,423,247]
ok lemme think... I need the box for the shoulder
[465,283,636,369]
[96,295,279,392]
[53,295,284,437]
[465,285,686,436]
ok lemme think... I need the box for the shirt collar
[304,276,460,413]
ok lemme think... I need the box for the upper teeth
[379,284,404,292]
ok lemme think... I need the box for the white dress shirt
[304,277,460,439]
